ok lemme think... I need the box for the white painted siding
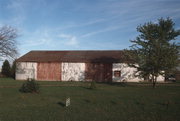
[16,62,37,80]
[62,63,85,81]
[112,63,164,82]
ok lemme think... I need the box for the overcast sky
[0,0,180,58]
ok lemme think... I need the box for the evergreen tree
[11,60,16,79]
[1,60,11,77]
[128,18,180,88]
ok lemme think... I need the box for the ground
[0,78,180,121]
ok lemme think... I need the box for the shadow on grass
[156,101,173,109]
[84,99,91,103]
[80,86,98,90]
[110,101,117,105]
[98,82,128,87]
[57,101,65,107]
[81,86,91,90]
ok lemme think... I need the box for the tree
[128,18,180,88]
[1,60,11,77]
[0,26,18,59]
[11,60,16,79]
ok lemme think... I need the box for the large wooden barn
[16,50,164,82]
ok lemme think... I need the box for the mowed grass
[0,78,180,121]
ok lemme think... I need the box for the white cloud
[21,38,50,47]
[59,34,79,46]
[21,28,53,47]
[66,37,78,46]
[80,26,122,38]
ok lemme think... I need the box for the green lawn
[0,78,180,121]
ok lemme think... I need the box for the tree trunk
[152,76,157,88]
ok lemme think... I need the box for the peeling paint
[112,63,164,82]
[62,63,85,81]
[112,63,141,82]
[16,62,37,80]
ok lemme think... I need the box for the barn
[16,50,164,82]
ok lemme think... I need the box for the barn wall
[85,63,112,82]
[112,63,165,82]
[62,63,85,81]
[16,62,37,80]
[37,62,61,81]
[112,63,142,82]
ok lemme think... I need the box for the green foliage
[10,60,16,79]
[90,81,96,89]
[1,60,11,77]
[129,17,180,87]
[19,79,40,93]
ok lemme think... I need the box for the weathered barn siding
[62,63,85,81]
[37,62,61,81]
[112,63,164,82]
[16,62,37,80]
[112,63,141,82]
[85,63,112,82]
[175,71,180,81]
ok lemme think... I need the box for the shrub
[90,81,96,89]
[19,79,40,93]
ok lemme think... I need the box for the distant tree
[0,26,18,60]
[1,60,11,77]
[128,18,180,88]
[11,60,16,79]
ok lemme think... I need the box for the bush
[19,79,40,93]
[90,81,96,89]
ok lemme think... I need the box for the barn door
[85,63,112,82]
[37,62,61,81]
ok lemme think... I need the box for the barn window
[114,71,121,77]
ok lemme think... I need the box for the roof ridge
[30,50,123,52]
[16,50,126,63]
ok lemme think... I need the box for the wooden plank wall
[175,71,180,81]
[85,63,112,82]
[37,62,61,81]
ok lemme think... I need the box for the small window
[114,71,121,77]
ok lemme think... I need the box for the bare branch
[0,26,18,59]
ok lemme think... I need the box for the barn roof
[16,50,129,63]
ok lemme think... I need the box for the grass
[0,78,180,121]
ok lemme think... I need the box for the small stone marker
[66,97,70,107]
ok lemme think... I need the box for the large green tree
[129,18,180,88]
[1,60,11,77]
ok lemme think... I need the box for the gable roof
[16,50,128,63]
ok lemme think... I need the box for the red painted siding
[85,63,112,82]
[37,62,61,81]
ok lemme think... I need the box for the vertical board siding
[16,62,37,80]
[62,63,85,81]
[112,63,164,82]
[37,62,61,81]
[85,63,112,82]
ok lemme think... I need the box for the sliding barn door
[85,63,112,82]
[37,62,61,81]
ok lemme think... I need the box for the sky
[0,0,180,59]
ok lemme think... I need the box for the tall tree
[128,18,180,88]
[0,26,18,60]
[1,60,11,77]
[11,60,16,79]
